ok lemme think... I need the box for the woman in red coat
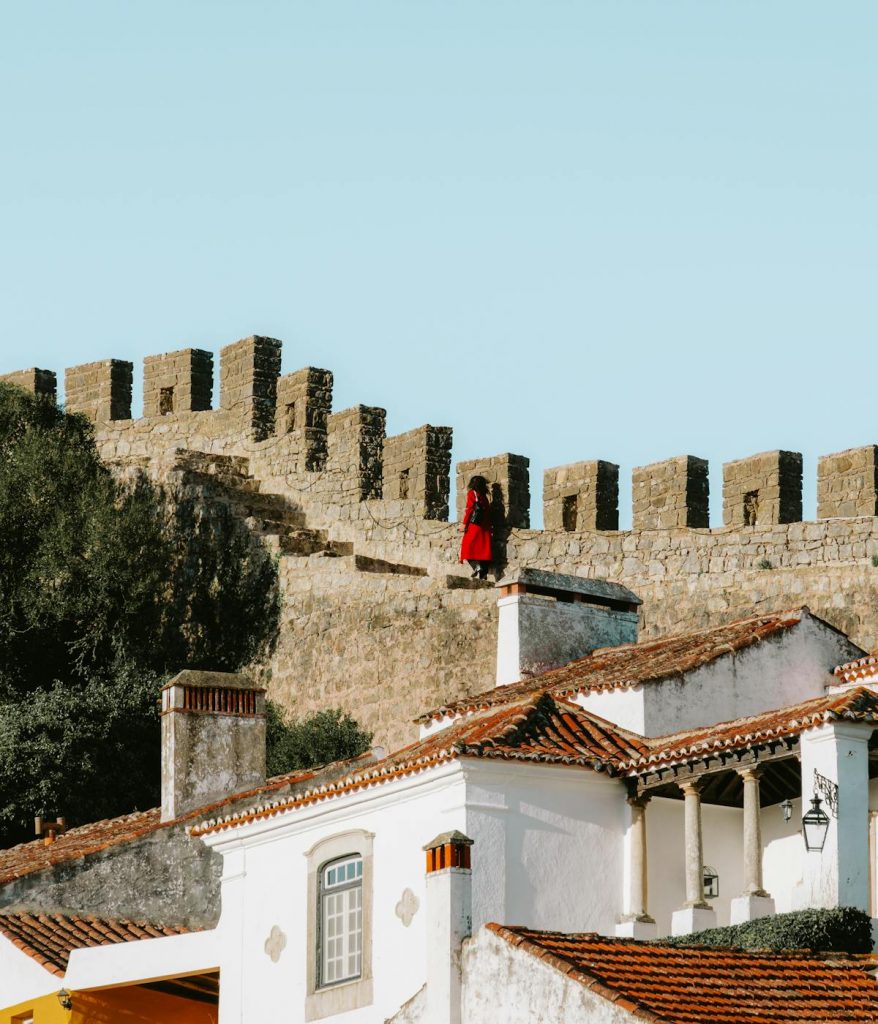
[459,475,492,579]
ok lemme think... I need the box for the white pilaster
[799,721,873,912]
[495,595,522,686]
[426,869,472,1024]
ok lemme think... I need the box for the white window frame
[318,854,363,987]
[305,830,374,1022]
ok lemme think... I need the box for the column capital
[737,765,763,782]
[678,778,703,796]
[627,793,652,809]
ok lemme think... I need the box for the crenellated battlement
[5,337,878,538]
[9,338,878,751]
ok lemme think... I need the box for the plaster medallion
[264,924,287,963]
[395,887,419,927]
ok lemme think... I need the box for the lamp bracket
[814,770,839,818]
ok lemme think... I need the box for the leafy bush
[662,907,873,954]
[0,383,281,842]
[266,704,373,777]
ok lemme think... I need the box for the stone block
[723,450,803,527]
[65,359,133,422]
[456,453,530,529]
[219,335,282,440]
[543,460,619,531]
[143,348,214,417]
[632,455,709,530]
[818,446,878,519]
[383,424,453,520]
[275,367,334,471]
[327,405,387,501]
[0,367,57,403]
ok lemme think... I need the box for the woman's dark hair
[468,475,489,496]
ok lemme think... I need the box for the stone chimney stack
[424,831,473,1024]
[161,670,267,822]
[495,569,641,687]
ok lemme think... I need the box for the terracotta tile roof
[0,911,188,977]
[192,694,649,837]
[489,925,878,1024]
[0,755,372,888]
[619,686,878,771]
[834,653,878,685]
[418,609,811,724]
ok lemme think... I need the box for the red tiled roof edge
[0,911,190,977]
[486,924,669,1024]
[191,753,452,838]
[415,608,810,725]
[618,686,878,771]
[0,754,374,888]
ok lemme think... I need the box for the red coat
[460,490,492,562]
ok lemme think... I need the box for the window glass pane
[320,856,363,986]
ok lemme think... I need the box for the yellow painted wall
[3,985,217,1024]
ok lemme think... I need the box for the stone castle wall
[7,337,878,749]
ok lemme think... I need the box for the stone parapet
[456,453,530,529]
[275,367,333,472]
[383,424,453,521]
[723,450,803,527]
[143,348,214,417]
[65,359,133,422]
[327,405,386,501]
[220,335,282,440]
[818,446,878,519]
[632,455,708,530]
[543,460,619,532]
[0,367,57,402]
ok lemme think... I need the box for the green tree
[0,383,282,843]
[266,705,373,778]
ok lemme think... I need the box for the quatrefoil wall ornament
[395,887,419,927]
[264,924,287,963]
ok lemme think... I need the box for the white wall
[460,926,635,1024]
[462,762,628,937]
[207,761,469,1024]
[0,933,59,1009]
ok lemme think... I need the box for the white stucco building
[5,570,878,1022]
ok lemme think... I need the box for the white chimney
[161,669,267,822]
[424,831,473,1024]
[495,569,641,687]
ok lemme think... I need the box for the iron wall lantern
[702,866,719,900]
[802,795,830,852]
[780,798,793,823]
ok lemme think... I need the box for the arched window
[319,855,363,986]
[305,830,374,1020]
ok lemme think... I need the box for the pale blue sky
[1,2,875,526]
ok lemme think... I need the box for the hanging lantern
[702,865,719,900]
[802,795,830,852]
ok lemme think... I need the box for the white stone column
[616,795,658,939]
[671,779,717,936]
[730,767,776,924]
[799,722,873,912]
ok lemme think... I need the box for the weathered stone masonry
[6,339,878,750]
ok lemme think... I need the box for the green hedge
[661,907,873,954]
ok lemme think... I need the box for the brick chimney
[161,670,267,822]
[424,831,473,1024]
[495,569,641,686]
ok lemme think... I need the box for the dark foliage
[0,383,280,843]
[266,704,373,778]
[662,906,873,954]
